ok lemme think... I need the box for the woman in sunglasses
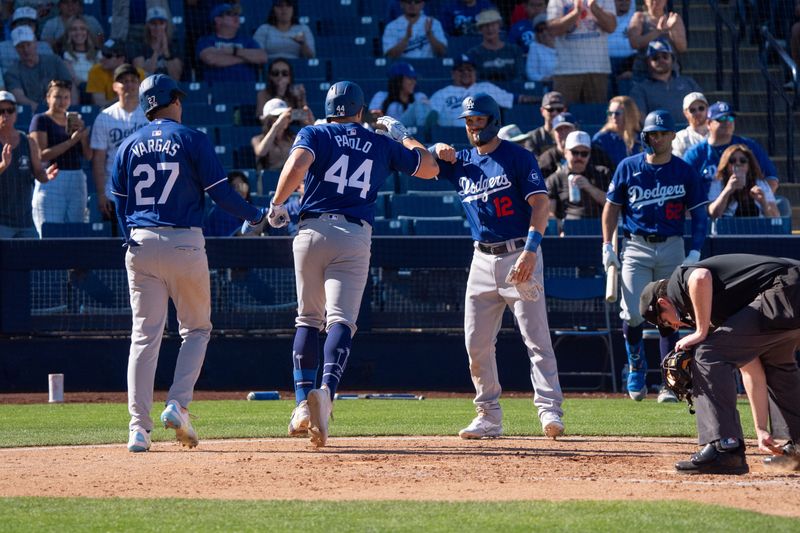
[707,144,779,219]
[253,0,315,60]
[591,95,642,168]
[255,58,308,123]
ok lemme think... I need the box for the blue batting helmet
[640,109,675,154]
[139,74,185,116]
[325,81,365,121]
[458,92,501,143]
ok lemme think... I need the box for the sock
[292,326,319,404]
[623,322,645,371]
[659,332,679,364]
[321,323,352,399]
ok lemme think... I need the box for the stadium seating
[389,192,464,218]
[284,58,329,82]
[561,218,602,236]
[402,174,454,193]
[711,216,792,235]
[407,216,471,236]
[316,35,377,58]
[179,81,211,104]
[41,222,112,238]
[182,103,236,127]
[372,217,412,236]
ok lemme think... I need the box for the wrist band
[524,230,542,252]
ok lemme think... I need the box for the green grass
[0,498,797,532]
[0,397,755,448]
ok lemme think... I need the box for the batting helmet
[640,109,675,154]
[139,74,185,116]
[325,81,365,121]
[458,92,501,143]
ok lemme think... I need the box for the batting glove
[267,201,289,228]
[602,242,620,272]
[376,116,410,142]
[682,249,701,265]
[241,207,268,236]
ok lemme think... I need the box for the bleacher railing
[709,0,742,111]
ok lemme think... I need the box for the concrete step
[680,48,761,70]
[686,27,748,48]
[687,69,782,92]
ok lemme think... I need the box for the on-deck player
[601,109,708,402]
[111,74,267,453]
[430,92,565,440]
[267,80,439,447]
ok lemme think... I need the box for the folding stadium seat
[568,103,607,130]
[401,173,453,193]
[389,192,464,218]
[218,126,261,150]
[330,57,388,84]
[214,145,234,168]
[210,81,262,105]
[407,216,471,236]
[299,0,359,20]
[238,0,269,35]
[505,80,548,98]
[561,218,602,236]
[372,217,412,236]
[182,103,235,127]
[318,15,379,37]
[260,170,281,195]
[315,35,377,58]
[446,35,483,59]
[40,222,111,238]
[179,81,211,104]
[402,58,452,79]
[282,58,329,83]
[711,217,792,235]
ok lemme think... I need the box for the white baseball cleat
[307,387,332,447]
[160,400,199,448]
[541,412,565,439]
[657,386,679,403]
[127,427,151,452]
[459,414,502,439]
[288,400,311,436]
[628,385,647,401]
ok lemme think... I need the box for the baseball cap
[11,26,35,47]
[12,6,37,23]
[453,54,476,70]
[682,91,708,110]
[532,13,548,29]
[388,62,417,79]
[647,38,673,58]
[708,101,736,121]
[541,91,564,109]
[101,39,127,57]
[565,130,591,151]
[211,3,240,21]
[261,97,289,119]
[0,91,17,104]
[552,112,577,130]
[498,124,529,143]
[113,63,141,82]
[146,6,169,22]
[475,9,503,26]
[639,280,675,336]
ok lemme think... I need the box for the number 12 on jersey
[493,196,514,217]
[324,154,373,199]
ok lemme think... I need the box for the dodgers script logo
[629,181,686,209]
[459,173,512,203]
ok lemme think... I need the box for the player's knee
[326,320,356,337]
[296,316,325,331]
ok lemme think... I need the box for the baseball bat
[605,227,619,303]
[334,393,425,400]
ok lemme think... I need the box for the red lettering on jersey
[493,196,514,217]
[665,202,684,221]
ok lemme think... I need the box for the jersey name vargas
[629,182,685,209]
[130,138,181,158]
[459,173,512,202]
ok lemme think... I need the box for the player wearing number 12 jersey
[431,93,564,440]
[111,74,267,453]
[267,81,439,447]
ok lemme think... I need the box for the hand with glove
[241,207,268,236]
[602,242,620,272]
[267,201,289,228]
[376,116,410,142]
[682,249,701,265]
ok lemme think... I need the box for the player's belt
[301,211,363,227]
[625,231,668,243]
[476,238,526,255]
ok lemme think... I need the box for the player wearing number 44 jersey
[431,92,565,440]
[268,81,439,447]
[111,74,268,453]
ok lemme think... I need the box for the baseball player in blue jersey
[601,109,708,402]
[431,93,565,440]
[267,81,439,447]
[111,74,267,453]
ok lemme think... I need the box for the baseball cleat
[458,414,502,439]
[675,440,749,475]
[627,367,647,401]
[127,428,151,452]
[541,413,565,439]
[307,387,332,447]
[160,400,199,449]
[657,386,679,403]
[288,400,311,436]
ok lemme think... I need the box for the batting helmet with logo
[325,81,365,121]
[640,109,675,154]
[139,74,185,116]
[458,92,501,143]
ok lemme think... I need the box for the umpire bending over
[641,253,800,474]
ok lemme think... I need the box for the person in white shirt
[253,0,316,60]
[383,0,448,58]
[672,91,708,158]
[525,13,556,82]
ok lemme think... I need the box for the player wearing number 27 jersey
[267,81,439,447]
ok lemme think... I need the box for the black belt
[477,238,526,255]
[301,211,363,227]
[625,232,668,243]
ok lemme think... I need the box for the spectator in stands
[29,79,91,236]
[60,16,101,89]
[368,61,433,128]
[383,0,448,59]
[251,97,312,172]
[0,7,55,71]
[547,130,611,221]
[428,55,537,126]
[629,39,701,120]
[707,144,779,220]
[524,14,556,82]
[111,0,170,44]
[86,40,143,107]
[4,26,75,110]
[197,3,267,83]
[523,90,567,156]
[467,9,523,82]
[547,0,617,104]
[591,95,642,167]
[204,170,252,237]
[40,0,104,49]
[0,90,58,238]
[627,0,686,80]
[608,0,636,82]
[440,0,496,36]
[684,101,780,194]
[672,91,708,158]
[132,7,183,81]
[509,0,548,51]
[539,111,614,177]
[253,0,316,60]
[255,58,308,123]
[89,64,147,233]
[498,123,531,146]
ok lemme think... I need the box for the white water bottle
[568,174,581,203]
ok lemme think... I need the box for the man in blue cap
[197,3,267,82]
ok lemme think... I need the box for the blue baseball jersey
[111,118,259,230]
[606,153,708,237]
[292,122,421,225]
[435,140,546,242]
[683,135,779,187]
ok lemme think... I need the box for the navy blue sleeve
[207,183,262,222]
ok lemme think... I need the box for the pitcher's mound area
[1,436,798,516]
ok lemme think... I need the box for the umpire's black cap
[640,280,675,336]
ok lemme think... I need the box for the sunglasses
[0,106,16,115]
[714,116,735,123]
[606,109,623,117]
[688,105,707,114]
[570,150,590,158]
[729,157,749,165]
[544,107,564,113]
[270,69,290,77]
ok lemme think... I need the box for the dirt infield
[1,435,798,517]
